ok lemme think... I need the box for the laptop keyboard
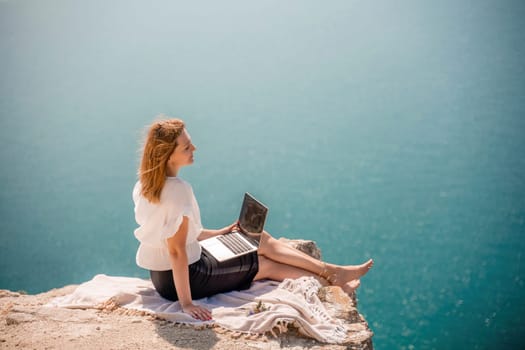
[217,232,254,255]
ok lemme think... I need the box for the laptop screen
[238,193,268,234]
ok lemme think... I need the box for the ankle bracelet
[319,263,337,285]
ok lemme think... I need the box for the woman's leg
[257,231,373,288]
[253,255,328,285]
[254,256,362,294]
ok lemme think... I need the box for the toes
[365,259,374,269]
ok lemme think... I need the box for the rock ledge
[0,239,373,349]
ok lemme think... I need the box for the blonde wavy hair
[138,118,186,203]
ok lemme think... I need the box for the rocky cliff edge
[0,239,373,350]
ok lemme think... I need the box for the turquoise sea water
[1,1,524,349]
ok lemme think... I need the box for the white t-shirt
[132,177,203,271]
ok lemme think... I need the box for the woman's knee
[259,231,277,254]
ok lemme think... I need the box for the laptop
[199,193,268,262]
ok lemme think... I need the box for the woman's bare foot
[342,279,361,294]
[328,259,374,287]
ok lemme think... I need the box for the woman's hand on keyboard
[218,221,239,235]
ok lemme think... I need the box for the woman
[133,118,373,321]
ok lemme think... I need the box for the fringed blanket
[47,274,348,343]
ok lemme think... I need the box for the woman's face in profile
[168,129,196,169]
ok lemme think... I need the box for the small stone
[281,238,322,260]
[6,312,36,325]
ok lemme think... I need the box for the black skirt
[150,249,259,301]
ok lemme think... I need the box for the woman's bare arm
[166,216,212,320]
[198,221,239,240]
